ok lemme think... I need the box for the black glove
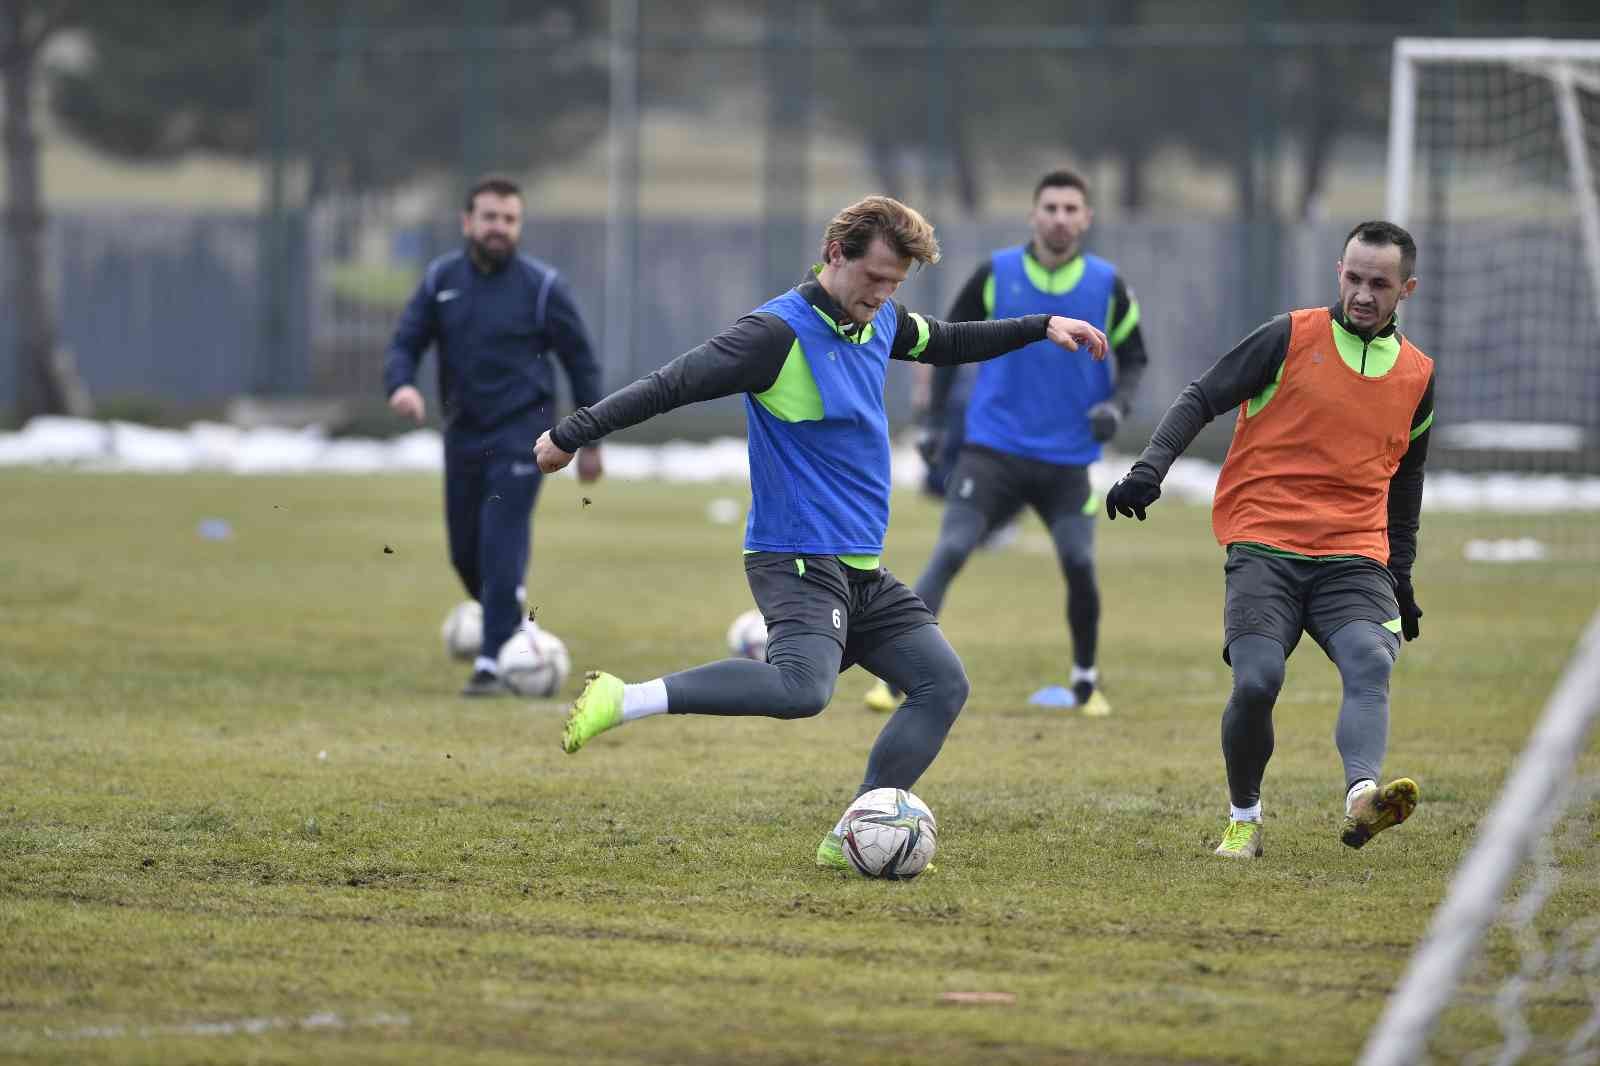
[1105,463,1162,521]
[1392,573,1423,641]
[1087,401,1123,443]
[914,424,944,468]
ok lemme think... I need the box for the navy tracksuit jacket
[384,248,602,662]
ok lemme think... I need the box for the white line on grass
[32,1011,409,1042]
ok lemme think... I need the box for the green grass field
[1,468,1596,1064]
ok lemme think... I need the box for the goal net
[1359,608,1600,1065]
[1384,39,1600,561]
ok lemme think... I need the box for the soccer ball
[441,600,482,660]
[726,608,768,661]
[528,627,572,693]
[841,787,937,880]
[497,626,572,698]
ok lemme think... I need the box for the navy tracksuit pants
[444,426,546,661]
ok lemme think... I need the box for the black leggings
[1221,622,1398,808]
[911,501,1099,692]
[662,623,968,795]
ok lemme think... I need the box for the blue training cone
[1027,685,1077,708]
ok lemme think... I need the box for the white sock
[1071,665,1098,686]
[1230,802,1262,823]
[473,656,498,675]
[1346,779,1377,813]
[621,678,669,721]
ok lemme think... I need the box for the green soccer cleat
[864,680,904,714]
[1341,778,1419,849]
[1214,819,1264,859]
[560,671,625,754]
[816,832,849,870]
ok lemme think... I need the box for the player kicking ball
[1105,221,1433,858]
[533,196,1106,870]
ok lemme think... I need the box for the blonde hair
[820,196,941,266]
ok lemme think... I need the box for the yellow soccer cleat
[1341,778,1419,849]
[864,679,903,714]
[815,832,849,870]
[1078,689,1113,717]
[560,671,625,754]
[1214,819,1264,859]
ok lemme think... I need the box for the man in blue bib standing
[534,196,1107,870]
[385,176,604,697]
[866,169,1149,717]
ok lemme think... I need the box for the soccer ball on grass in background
[841,787,937,880]
[441,601,482,661]
[726,608,768,662]
[497,626,572,698]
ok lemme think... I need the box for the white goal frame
[1365,42,1600,1062]
[1386,38,1600,326]
[1359,607,1600,1065]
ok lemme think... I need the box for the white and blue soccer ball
[841,787,937,880]
[441,600,483,661]
[726,608,768,662]
[496,625,572,698]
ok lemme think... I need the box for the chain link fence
[5,4,1596,447]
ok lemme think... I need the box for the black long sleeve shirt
[925,246,1150,423]
[1132,304,1435,578]
[550,276,1055,454]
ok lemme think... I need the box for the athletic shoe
[816,832,849,870]
[1078,688,1113,717]
[864,680,903,714]
[1341,778,1419,849]
[560,671,625,754]
[1214,819,1264,859]
[460,668,508,698]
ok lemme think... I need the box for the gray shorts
[945,445,1094,531]
[744,552,935,671]
[1222,545,1400,664]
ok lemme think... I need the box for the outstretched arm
[536,313,793,472]
[1106,314,1291,520]
[889,304,1106,367]
[1144,314,1291,477]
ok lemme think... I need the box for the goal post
[1551,59,1600,325]
[1359,608,1600,1065]
[1371,43,1600,1062]
[1383,38,1600,557]
[1385,39,1600,314]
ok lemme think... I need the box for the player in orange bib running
[1105,221,1435,859]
